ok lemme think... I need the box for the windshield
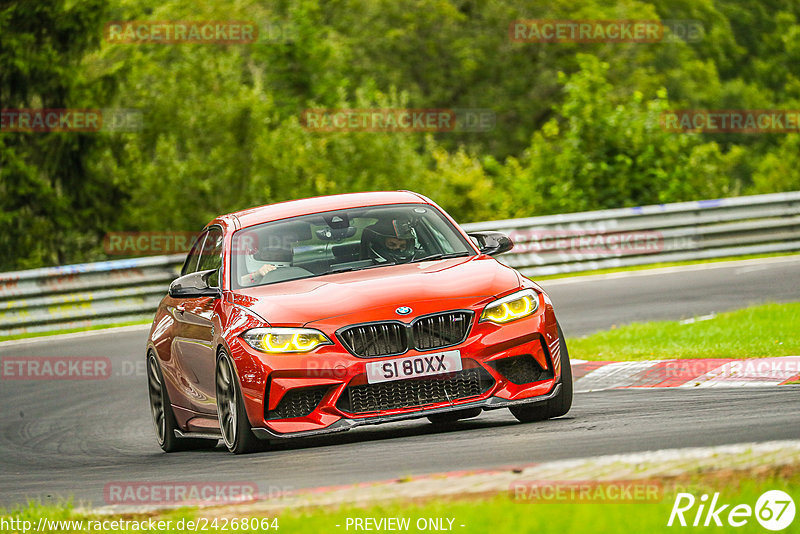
[230,203,475,289]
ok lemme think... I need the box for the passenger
[240,245,293,286]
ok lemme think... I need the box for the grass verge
[2,467,798,533]
[567,302,800,361]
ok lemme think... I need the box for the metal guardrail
[0,255,185,336]
[462,190,800,278]
[1,191,799,337]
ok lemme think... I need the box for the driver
[362,218,418,264]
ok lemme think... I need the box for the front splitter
[251,383,561,440]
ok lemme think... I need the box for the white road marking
[680,356,800,388]
[573,356,800,390]
[574,360,664,392]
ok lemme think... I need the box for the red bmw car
[146,191,572,454]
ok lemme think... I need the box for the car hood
[232,256,520,326]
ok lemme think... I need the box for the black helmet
[363,219,417,264]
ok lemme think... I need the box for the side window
[419,218,454,254]
[180,232,208,276]
[196,227,224,287]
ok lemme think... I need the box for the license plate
[365,350,462,384]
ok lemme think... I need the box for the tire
[427,407,482,425]
[147,352,218,452]
[216,351,262,454]
[509,323,573,423]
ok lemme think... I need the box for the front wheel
[216,352,262,454]
[509,323,573,423]
[147,352,218,452]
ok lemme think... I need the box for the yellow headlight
[242,328,332,353]
[292,333,327,351]
[480,290,539,324]
[262,334,293,352]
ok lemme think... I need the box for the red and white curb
[572,356,800,392]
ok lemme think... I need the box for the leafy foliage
[0,0,120,269]
[2,0,799,269]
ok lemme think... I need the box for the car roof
[211,191,432,230]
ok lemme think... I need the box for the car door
[170,226,224,415]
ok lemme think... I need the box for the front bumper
[230,297,563,439]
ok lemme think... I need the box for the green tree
[0,0,122,270]
[498,55,743,216]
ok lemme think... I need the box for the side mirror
[468,231,514,256]
[169,269,222,299]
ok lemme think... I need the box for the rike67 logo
[668,490,795,531]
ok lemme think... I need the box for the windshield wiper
[411,252,471,263]
[327,262,396,275]
[327,266,356,274]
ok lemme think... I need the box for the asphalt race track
[1,256,799,508]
